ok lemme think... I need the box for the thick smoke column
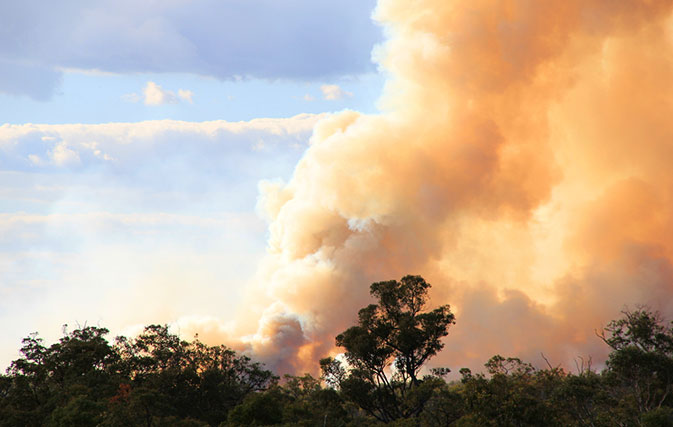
[230,0,673,373]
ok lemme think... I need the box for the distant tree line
[1,275,673,426]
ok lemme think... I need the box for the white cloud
[49,141,81,167]
[303,93,315,102]
[143,81,178,105]
[320,84,353,100]
[140,82,194,106]
[178,89,194,103]
[0,114,323,171]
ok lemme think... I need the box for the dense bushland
[1,276,672,426]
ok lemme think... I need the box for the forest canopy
[1,276,672,426]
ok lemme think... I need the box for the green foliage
[227,374,352,426]
[0,324,275,426]
[642,407,673,427]
[2,289,673,426]
[416,382,464,426]
[0,326,120,426]
[553,370,617,426]
[458,356,566,426]
[227,386,286,426]
[326,275,455,423]
[48,392,105,427]
[600,308,673,419]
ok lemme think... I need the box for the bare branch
[540,352,553,370]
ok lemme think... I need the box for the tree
[112,324,277,425]
[598,308,673,420]
[228,374,352,426]
[553,370,618,427]
[321,275,455,422]
[0,326,121,426]
[458,356,565,426]
[0,324,277,426]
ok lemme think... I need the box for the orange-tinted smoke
[227,0,673,374]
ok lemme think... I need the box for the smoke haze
[207,0,673,374]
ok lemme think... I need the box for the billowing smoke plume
[223,0,673,373]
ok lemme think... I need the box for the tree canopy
[0,324,276,426]
[321,275,455,422]
[1,280,673,426]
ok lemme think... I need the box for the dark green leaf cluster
[227,374,351,426]
[316,277,673,426]
[0,324,276,426]
[2,276,673,426]
[599,308,673,420]
[326,275,456,423]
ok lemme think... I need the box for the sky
[3,0,673,377]
[0,0,383,367]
